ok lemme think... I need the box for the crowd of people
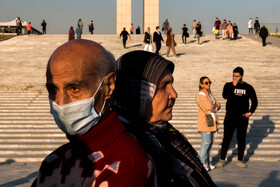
[118,16,269,53]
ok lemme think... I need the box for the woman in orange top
[196,76,221,171]
[26,22,31,36]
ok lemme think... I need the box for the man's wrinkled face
[145,73,178,124]
[46,41,104,108]
[46,59,100,106]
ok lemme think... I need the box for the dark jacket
[223,82,258,115]
[144,32,152,44]
[153,31,163,43]
[120,30,129,40]
[254,20,260,29]
[259,27,269,38]
[196,25,202,36]
[182,27,188,36]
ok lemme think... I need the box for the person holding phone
[216,67,258,168]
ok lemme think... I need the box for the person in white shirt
[248,18,253,35]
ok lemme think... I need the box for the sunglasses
[204,81,212,85]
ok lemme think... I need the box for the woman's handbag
[205,114,214,127]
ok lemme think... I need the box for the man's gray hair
[94,49,116,82]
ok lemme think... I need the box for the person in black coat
[120,27,131,48]
[195,22,202,44]
[153,26,164,55]
[144,27,152,52]
[254,17,260,36]
[182,24,189,44]
[259,26,269,47]
[233,23,238,39]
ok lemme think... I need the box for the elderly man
[32,40,156,186]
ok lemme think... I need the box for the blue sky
[1,0,279,34]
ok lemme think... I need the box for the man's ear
[103,72,116,100]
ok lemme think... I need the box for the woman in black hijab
[111,51,216,187]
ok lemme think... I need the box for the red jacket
[33,112,156,187]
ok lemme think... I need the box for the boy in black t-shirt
[217,67,258,168]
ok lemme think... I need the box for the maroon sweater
[33,112,156,187]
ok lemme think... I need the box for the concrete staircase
[0,90,279,162]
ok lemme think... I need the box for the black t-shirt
[223,82,258,115]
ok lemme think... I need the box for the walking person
[88,20,94,34]
[192,20,197,38]
[197,76,221,171]
[182,24,189,44]
[166,27,177,57]
[248,18,253,34]
[227,22,233,39]
[233,23,239,39]
[254,17,260,36]
[217,67,258,168]
[153,26,164,55]
[196,22,202,44]
[68,26,75,41]
[143,27,153,52]
[26,22,31,36]
[76,26,82,39]
[259,25,269,47]
[120,27,130,48]
[162,19,169,35]
[15,17,22,36]
[214,18,221,39]
[41,20,47,34]
[221,19,228,40]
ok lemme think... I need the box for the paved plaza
[0,34,280,186]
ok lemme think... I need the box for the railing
[263,23,280,38]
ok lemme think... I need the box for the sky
[1,0,280,35]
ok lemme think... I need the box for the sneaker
[203,164,209,171]
[209,164,216,170]
[236,160,247,168]
[216,159,226,167]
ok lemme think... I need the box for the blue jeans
[200,132,214,165]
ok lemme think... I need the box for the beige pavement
[0,34,279,92]
[0,34,280,186]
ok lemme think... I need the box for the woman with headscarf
[196,76,221,171]
[111,51,216,187]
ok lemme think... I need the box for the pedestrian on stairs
[32,40,156,187]
[197,76,221,171]
[216,67,258,168]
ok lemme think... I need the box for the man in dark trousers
[153,26,164,55]
[41,20,47,34]
[254,17,260,36]
[259,25,269,47]
[217,67,258,168]
[120,27,131,48]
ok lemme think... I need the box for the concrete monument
[116,0,159,34]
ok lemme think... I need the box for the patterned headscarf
[112,50,174,121]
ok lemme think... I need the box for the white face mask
[49,80,104,136]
